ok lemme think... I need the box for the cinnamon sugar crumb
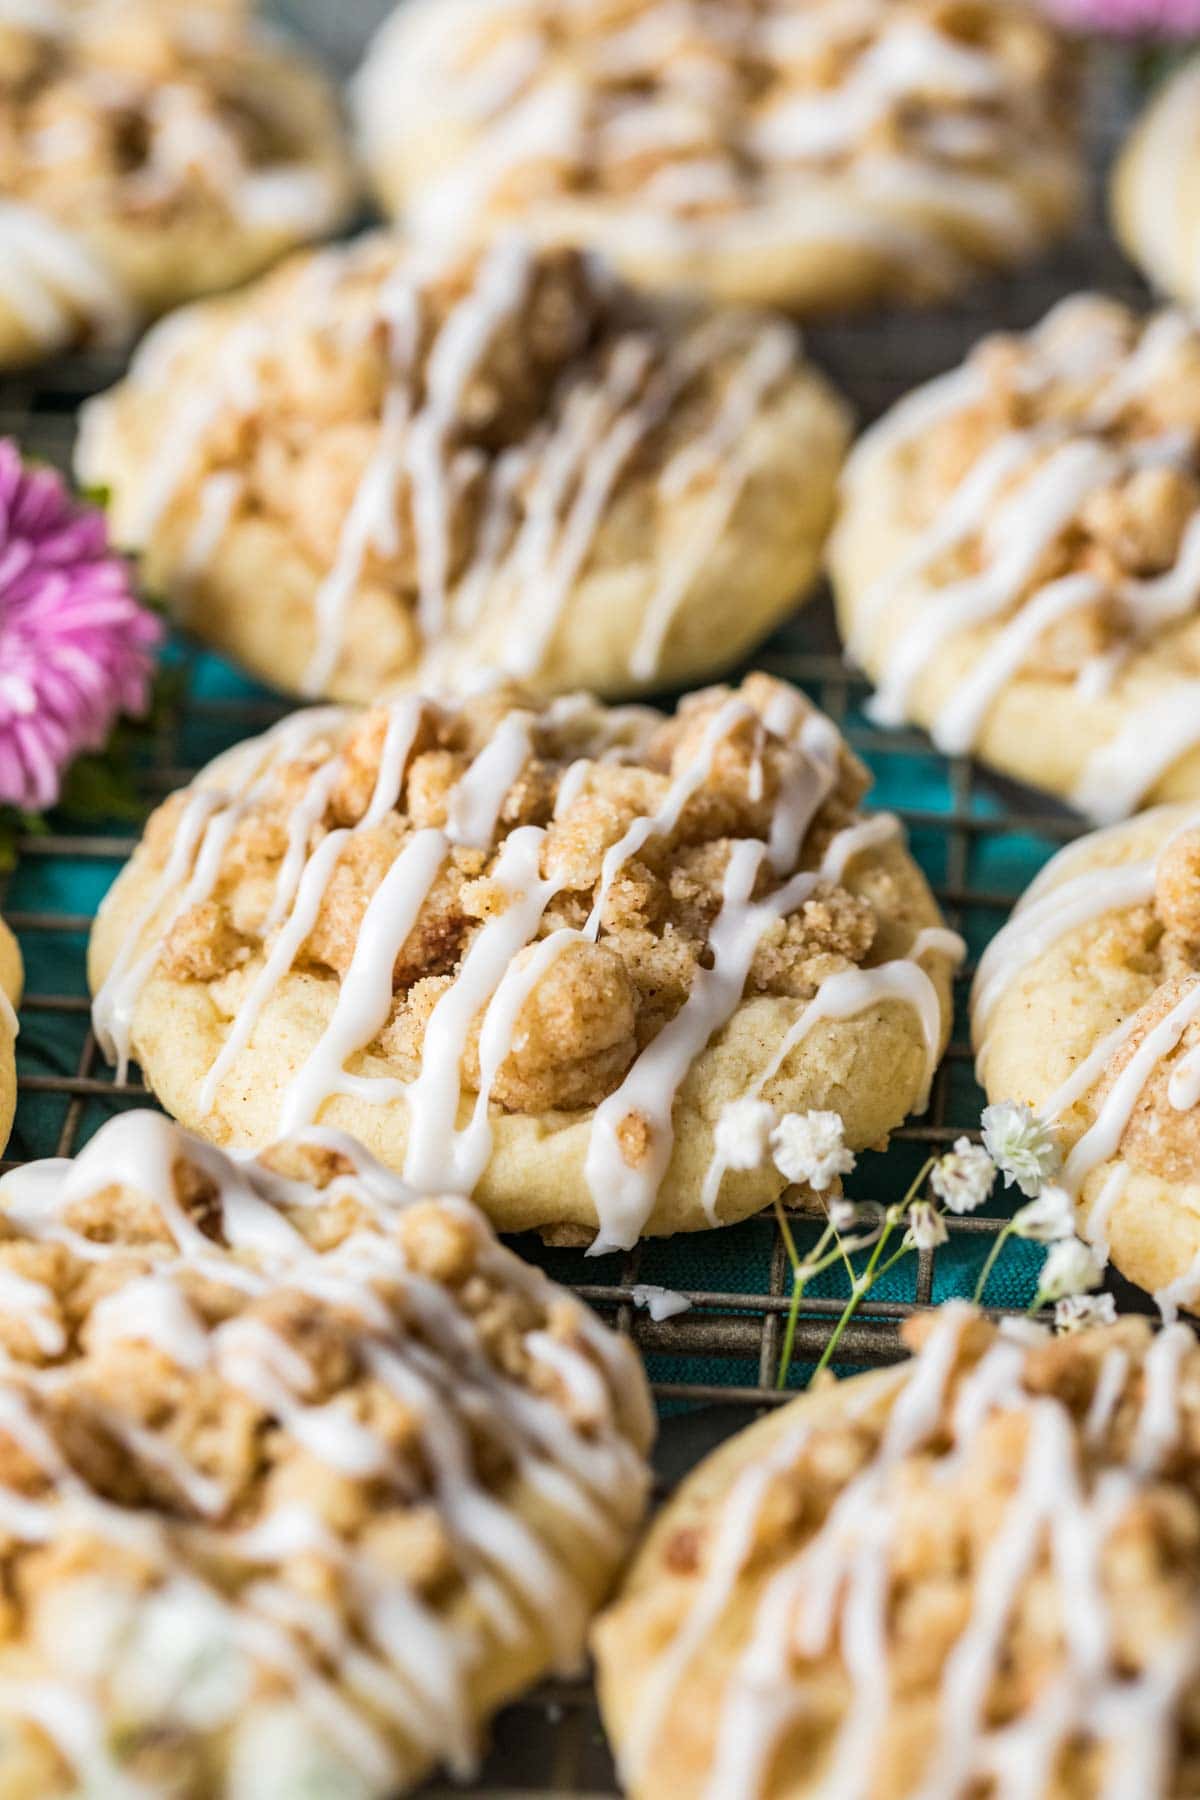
[617,1111,653,1170]
[137,676,897,1120]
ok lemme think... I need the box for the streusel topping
[0,1111,652,1798]
[93,676,954,1249]
[0,0,349,359]
[972,807,1200,1300]
[360,0,1073,254]
[618,1304,1200,1797]
[846,297,1200,816]
[0,2,333,234]
[80,234,808,694]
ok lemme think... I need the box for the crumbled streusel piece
[150,677,887,1120]
[0,1115,653,1796]
[896,300,1200,682]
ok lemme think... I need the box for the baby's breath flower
[1011,1184,1077,1244]
[1036,1237,1105,1303]
[829,1196,884,1235]
[771,1110,855,1192]
[930,1137,995,1214]
[980,1101,1062,1198]
[714,1097,777,1171]
[906,1200,948,1251]
[1054,1292,1118,1334]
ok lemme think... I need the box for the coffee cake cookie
[1113,57,1200,310]
[87,677,958,1250]
[832,296,1200,820]
[0,0,353,365]
[0,1108,653,1796]
[75,235,849,704]
[353,0,1080,315]
[974,802,1200,1316]
[595,1302,1200,1797]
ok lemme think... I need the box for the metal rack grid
[0,31,1166,1797]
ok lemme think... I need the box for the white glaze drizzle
[587,839,816,1252]
[95,687,953,1251]
[750,20,1001,162]
[970,804,1200,1284]
[0,198,130,349]
[92,707,347,1082]
[626,1302,1200,1797]
[95,237,796,695]
[0,1110,651,1793]
[848,302,1200,819]
[629,1284,692,1321]
[628,321,798,682]
[817,810,901,883]
[361,0,1066,271]
[971,839,1170,1057]
[866,438,1123,729]
[406,239,533,645]
[1063,980,1200,1198]
[1073,683,1200,825]
[698,933,958,1227]
[1083,1165,1128,1267]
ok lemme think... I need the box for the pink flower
[1042,0,1200,33]
[0,442,161,812]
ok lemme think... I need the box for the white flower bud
[1036,1237,1104,1303]
[1011,1183,1077,1244]
[1054,1292,1117,1334]
[980,1100,1062,1198]
[770,1110,855,1192]
[930,1137,994,1214]
[906,1200,948,1251]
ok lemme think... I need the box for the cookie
[1112,57,1200,310]
[353,0,1081,316]
[594,1302,1200,1797]
[86,676,958,1250]
[75,234,849,704]
[0,915,20,1152]
[0,0,353,365]
[0,1107,653,1797]
[832,295,1200,821]
[973,801,1200,1315]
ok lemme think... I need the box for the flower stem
[774,1201,836,1391]
[809,1159,935,1380]
[812,1215,896,1378]
[777,1270,806,1392]
[973,1223,1013,1307]
[874,1238,919,1284]
[773,1196,803,1277]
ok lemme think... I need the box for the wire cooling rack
[0,29,1169,1796]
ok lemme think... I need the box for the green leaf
[0,807,47,872]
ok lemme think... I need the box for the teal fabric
[5,620,1072,1392]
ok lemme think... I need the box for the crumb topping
[94,671,953,1251]
[380,0,1072,222]
[107,232,807,695]
[139,677,879,1120]
[0,0,331,233]
[640,1308,1200,1797]
[1095,971,1200,1184]
[971,809,1200,1233]
[1053,826,1200,1183]
[0,1112,651,1796]
[893,297,1200,683]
